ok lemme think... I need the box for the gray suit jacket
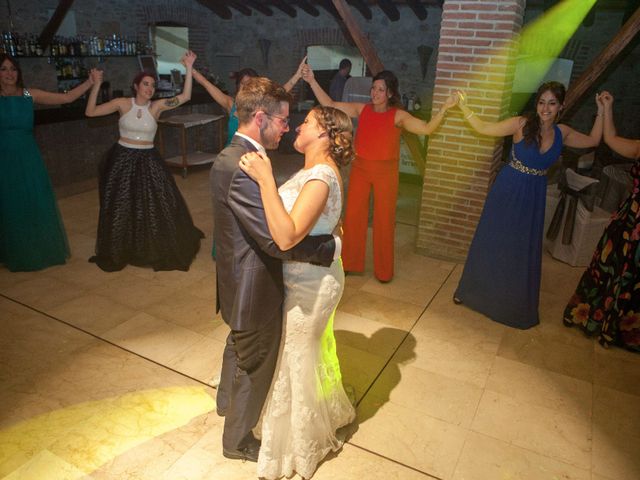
[212,135,336,331]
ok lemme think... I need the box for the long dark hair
[371,70,402,108]
[233,67,258,90]
[522,81,566,145]
[0,54,24,92]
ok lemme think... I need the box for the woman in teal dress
[453,82,603,328]
[564,91,640,351]
[0,54,95,271]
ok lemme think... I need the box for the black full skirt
[90,144,203,272]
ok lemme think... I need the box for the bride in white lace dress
[239,106,356,479]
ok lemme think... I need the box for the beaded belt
[508,146,547,176]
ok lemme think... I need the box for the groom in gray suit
[211,77,339,462]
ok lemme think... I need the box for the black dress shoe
[223,443,260,462]
[453,296,463,305]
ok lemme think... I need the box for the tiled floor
[1,163,639,480]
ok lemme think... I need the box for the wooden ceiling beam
[564,6,640,112]
[406,0,428,21]
[316,0,340,19]
[38,0,75,50]
[269,0,298,17]
[331,0,384,74]
[197,0,232,19]
[292,0,320,17]
[376,0,400,21]
[346,0,372,20]
[225,1,252,16]
[246,0,274,16]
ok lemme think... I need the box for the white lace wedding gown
[256,164,356,480]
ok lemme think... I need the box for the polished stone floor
[1,165,639,480]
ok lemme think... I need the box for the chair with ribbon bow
[546,168,611,266]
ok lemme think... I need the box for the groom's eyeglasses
[256,111,290,127]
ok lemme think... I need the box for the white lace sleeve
[306,164,342,235]
[305,164,338,190]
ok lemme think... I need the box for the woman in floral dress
[563,91,640,352]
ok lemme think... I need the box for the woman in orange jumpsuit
[303,67,457,281]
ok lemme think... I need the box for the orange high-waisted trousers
[342,156,399,282]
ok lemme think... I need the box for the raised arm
[154,50,196,115]
[302,63,364,119]
[239,151,329,250]
[29,74,94,106]
[559,93,604,149]
[85,69,125,117]
[193,68,234,113]
[282,56,306,93]
[396,93,458,135]
[599,91,640,160]
[456,90,523,137]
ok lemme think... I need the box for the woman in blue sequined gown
[453,82,604,328]
[0,54,95,271]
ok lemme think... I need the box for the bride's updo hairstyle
[313,106,355,167]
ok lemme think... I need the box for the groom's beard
[260,122,281,150]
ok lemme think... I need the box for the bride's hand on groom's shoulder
[239,151,273,184]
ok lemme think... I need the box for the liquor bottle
[15,33,24,56]
[28,35,36,55]
[50,37,58,57]
[80,36,88,56]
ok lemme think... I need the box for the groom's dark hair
[235,77,292,125]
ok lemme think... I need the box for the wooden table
[158,113,225,177]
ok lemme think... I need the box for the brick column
[416,0,526,261]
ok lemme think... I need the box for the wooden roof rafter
[292,0,321,16]
[38,0,75,50]
[377,0,400,21]
[346,0,372,20]
[225,1,253,16]
[197,0,232,19]
[270,0,298,17]
[406,0,428,20]
[564,6,640,113]
[246,0,274,16]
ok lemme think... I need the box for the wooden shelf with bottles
[16,54,139,58]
